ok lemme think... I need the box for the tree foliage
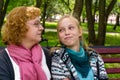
[0,0,119,46]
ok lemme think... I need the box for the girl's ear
[79,27,82,37]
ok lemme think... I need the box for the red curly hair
[1,6,41,45]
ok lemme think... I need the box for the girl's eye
[69,26,74,30]
[58,29,64,32]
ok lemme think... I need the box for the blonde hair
[1,6,40,45]
[57,15,89,50]
[57,15,80,29]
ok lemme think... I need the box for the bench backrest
[90,46,120,80]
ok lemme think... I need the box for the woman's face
[57,18,82,48]
[23,17,44,45]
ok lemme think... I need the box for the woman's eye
[33,21,41,27]
[34,22,39,25]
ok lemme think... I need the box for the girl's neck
[67,44,80,52]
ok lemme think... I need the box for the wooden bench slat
[93,48,120,54]
[106,68,120,74]
[103,58,120,63]
[91,46,120,54]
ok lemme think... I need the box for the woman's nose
[38,25,44,30]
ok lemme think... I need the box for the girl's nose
[65,30,69,35]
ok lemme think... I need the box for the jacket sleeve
[0,50,14,80]
[97,54,108,80]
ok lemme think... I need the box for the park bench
[90,46,120,80]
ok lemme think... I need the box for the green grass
[105,34,120,46]
[108,74,120,79]
[40,32,59,47]
[81,23,120,33]
[105,63,120,78]
[45,22,120,33]
[0,35,5,46]
[45,22,57,29]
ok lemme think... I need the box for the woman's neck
[21,41,36,50]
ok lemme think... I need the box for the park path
[45,28,120,36]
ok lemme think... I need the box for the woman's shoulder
[0,48,15,80]
[0,49,11,68]
[42,47,49,54]
[0,49,8,60]
[0,49,13,66]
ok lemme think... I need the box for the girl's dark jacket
[51,47,108,80]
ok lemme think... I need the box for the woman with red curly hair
[0,6,51,80]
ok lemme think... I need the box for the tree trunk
[113,13,119,30]
[96,0,106,45]
[0,0,9,29]
[72,0,84,23]
[85,0,96,45]
[42,0,49,34]
[96,0,117,45]
[35,0,42,8]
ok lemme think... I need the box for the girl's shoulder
[50,47,65,56]
[86,47,103,61]
[85,47,100,58]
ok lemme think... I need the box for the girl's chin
[64,43,72,46]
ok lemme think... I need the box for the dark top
[0,47,52,80]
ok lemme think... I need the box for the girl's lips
[64,36,72,40]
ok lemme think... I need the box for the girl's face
[23,17,44,46]
[57,18,82,49]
